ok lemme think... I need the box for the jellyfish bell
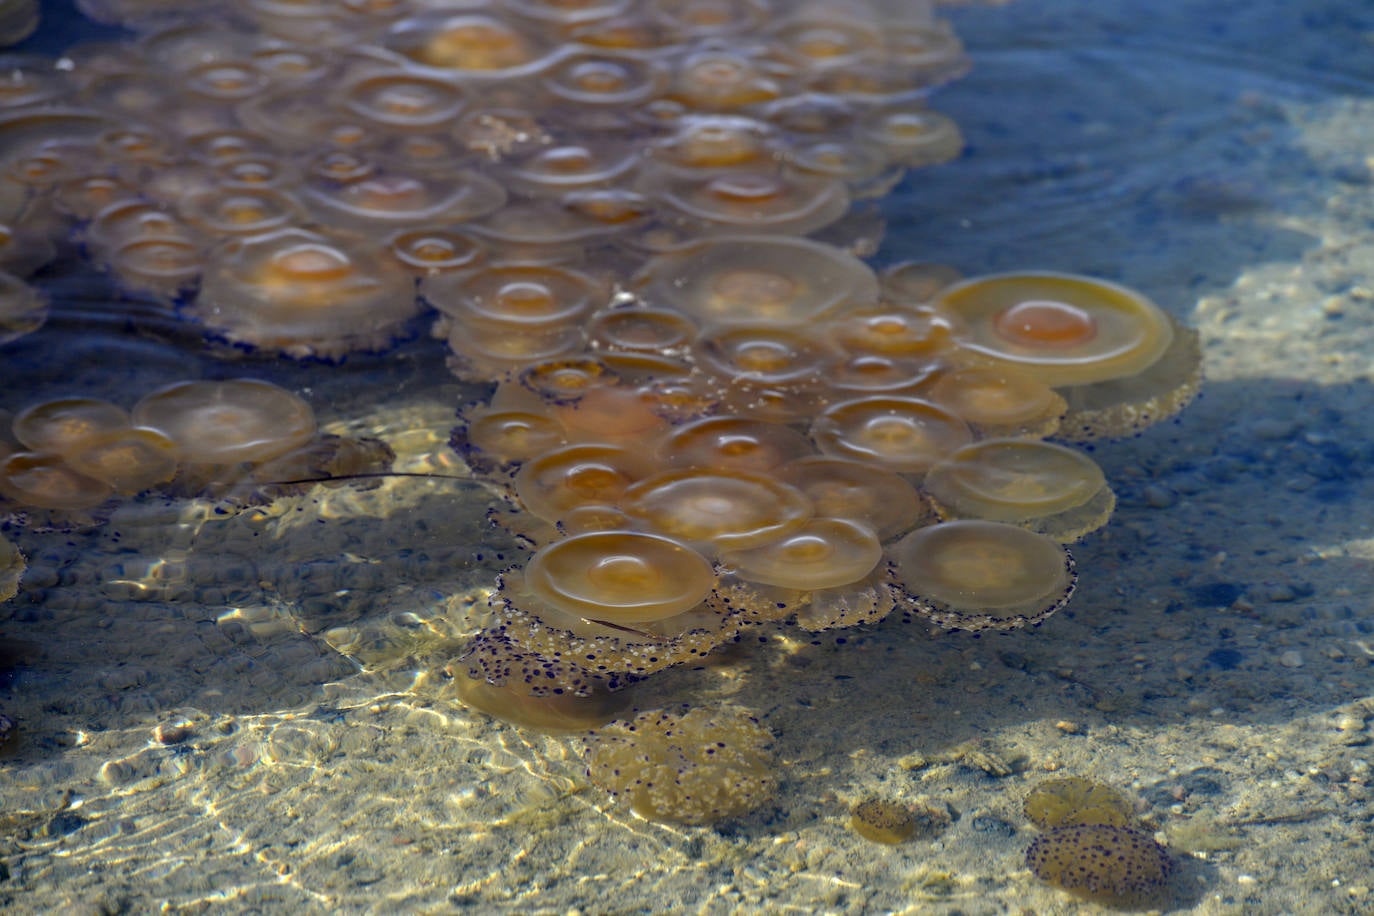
[513,442,654,524]
[11,397,130,456]
[336,66,469,130]
[923,439,1115,542]
[0,270,47,344]
[635,234,879,326]
[0,451,114,511]
[639,163,850,236]
[131,378,317,466]
[775,455,924,542]
[64,426,180,494]
[891,519,1076,631]
[541,49,667,108]
[657,414,812,473]
[382,11,562,79]
[523,529,717,624]
[809,395,972,474]
[620,466,812,551]
[919,363,1066,439]
[297,167,507,233]
[189,227,419,358]
[933,272,1175,388]
[720,516,882,590]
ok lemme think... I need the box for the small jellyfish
[0,451,113,511]
[541,50,667,109]
[774,455,925,542]
[639,164,849,236]
[891,520,1076,630]
[64,427,180,494]
[635,234,879,326]
[131,378,317,466]
[657,415,812,473]
[850,797,916,845]
[719,517,882,590]
[620,466,812,551]
[384,12,557,78]
[11,397,129,456]
[585,704,777,825]
[923,439,1116,542]
[523,529,717,624]
[189,228,418,359]
[920,364,1067,439]
[451,630,632,733]
[810,396,972,474]
[513,443,654,524]
[588,307,697,356]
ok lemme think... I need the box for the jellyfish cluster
[0,0,1204,825]
[0,379,392,528]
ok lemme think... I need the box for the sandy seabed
[3,1,1374,914]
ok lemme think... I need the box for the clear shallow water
[3,2,1374,913]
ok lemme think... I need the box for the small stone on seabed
[1277,650,1304,668]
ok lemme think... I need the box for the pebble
[1278,650,1305,668]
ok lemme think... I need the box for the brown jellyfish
[513,443,655,524]
[298,167,507,234]
[850,796,917,845]
[810,396,972,474]
[497,141,640,197]
[424,262,607,331]
[718,517,882,591]
[10,397,129,456]
[131,378,316,466]
[923,439,1116,542]
[335,67,469,130]
[588,306,697,356]
[620,467,812,551]
[919,364,1067,439]
[62,427,179,495]
[189,228,419,359]
[859,105,964,168]
[450,631,632,733]
[585,704,777,825]
[933,272,1176,388]
[383,12,558,78]
[452,405,568,476]
[638,163,849,236]
[636,234,879,326]
[388,228,485,276]
[774,455,926,542]
[522,529,717,628]
[890,520,1076,631]
[1024,777,1136,831]
[657,415,812,473]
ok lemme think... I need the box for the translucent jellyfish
[507,0,635,27]
[657,415,812,473]
[498,142,640,197]
[920,364,1067,439]
[451,631,631,732]
[541,50,667,108]
[691,324,838,410]
[588,307,696,356]
[423,262,606,330]
[383,12,559,79]
[388,228,485,275]
[451,405,567,475]
[923,439,1115,542]
[178,186,303,237]
[131,378,316,465]
[648,114,779,172]
[0,451,114,511]
[933,272,1175,387]
[880,260,963,305]
[297,168,506,233]
[523,530,717,624]
[891,520,1076,631]
[189,228,419,358]
[859,106,963,168]
[620,467,812,550]
[775,455,924,542]
[64,427,179,494]
[719,517,881,590]
[585,704,776,825]
[337,68,469,130]
[826,304,959,359]
[11,397,129,456]
[810,396,972,473]
[1024,777,1135,831]
[0,270,48,344]
[0,2,38,48]
[513,443,654,524]
[639,164,849,236]
[635,234,879,326]
[665,48,784,109]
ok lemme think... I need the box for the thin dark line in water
[263,472,476,486]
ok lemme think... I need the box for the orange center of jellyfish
[992,300,1097,349]
[272,243,354,282]
[495,280,556,314]
[588,553,662,595]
